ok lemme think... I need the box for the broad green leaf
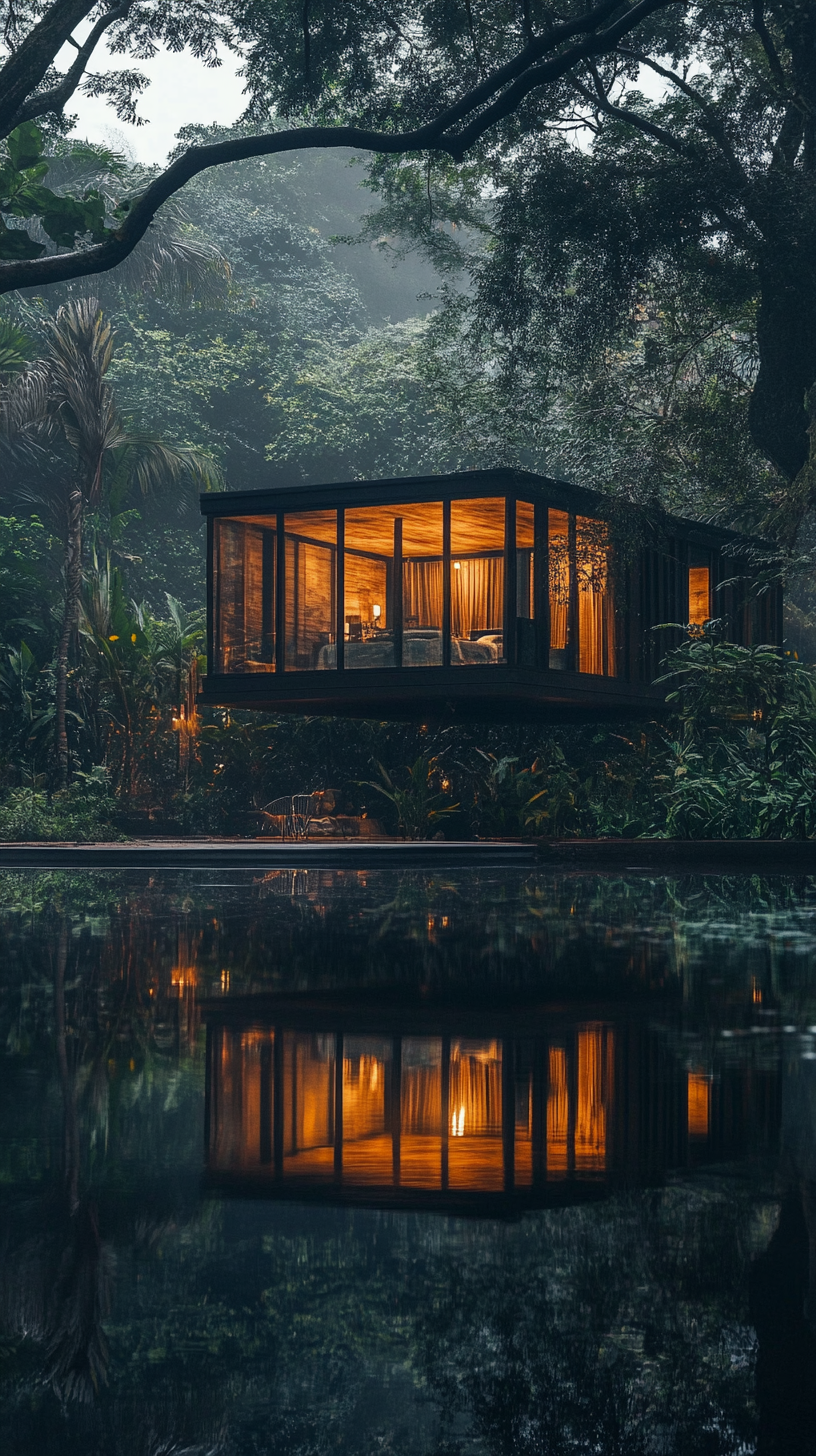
[6,121,44,171]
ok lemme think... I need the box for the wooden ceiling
[229,498,513,558]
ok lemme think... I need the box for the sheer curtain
[451,556,504,637]
[403,560,442,626]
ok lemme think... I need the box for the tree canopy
[0,2,814,500]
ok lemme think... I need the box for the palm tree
[2,298,221,787]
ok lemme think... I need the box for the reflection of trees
[415,1185,765,1456]
[5,870,816,1452]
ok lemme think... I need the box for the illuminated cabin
[200,469,782,720]
[202,999,779,1215]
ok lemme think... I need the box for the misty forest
[1,0,816,837]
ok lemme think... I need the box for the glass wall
[548,508,616,675]
[402,501,444,666]
[343,506,396,668]
[213,517,276,672]
[688,553,711,627]
[450,497,505,665]
[516,501,534,619]
[210,496,615,677]
[548,509,570,667]
[285,510,337,670]
[577,515,616,676]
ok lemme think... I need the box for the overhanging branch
[0,0,685,295]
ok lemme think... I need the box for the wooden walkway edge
[1,837,816,872]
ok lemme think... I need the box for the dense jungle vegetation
[2,2,816,839]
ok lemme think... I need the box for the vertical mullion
[275,512,285,675]
[442,500,451,667]
[206,516,215,674]
[260,1036,272,1165]
[273,1028,284,1179]
[441,1034,450,1191]
[535,502,549,670]
[393,519,403,669]
[502,1039,515,1193]
[568,515,578,672]
[336,508,345,671]
[334,1032,344,1181]
[504,497,517,666]
[392,1036,402,1186]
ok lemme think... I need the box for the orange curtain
[451,557,504,637]
[403,560,442,627]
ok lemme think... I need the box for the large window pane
[549,509,570,668]
[516,501,534,619]
[450,497,505,665]
[343,507,396,669]
[688,553,710,627]
[213,517,276,672]
[284,510,337,671]
[402,502,443,667]
[577,516,616,676]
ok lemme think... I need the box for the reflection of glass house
[203,1000,780,1215]
[201,470,782,718]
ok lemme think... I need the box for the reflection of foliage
[416,1186,765,1456]
[2,869,816,1452]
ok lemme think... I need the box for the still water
[2,868,816,1455]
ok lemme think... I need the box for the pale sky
[65,43,247,164]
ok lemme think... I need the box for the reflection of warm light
[547,1046,568,1175]
[688,1072,711,1139]
[575,1028,610,1171]
[752,979,763,1005]
[171,964,197,995]
[220,968,230,993]
[451,1105,465,1136]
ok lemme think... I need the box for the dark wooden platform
[0,837,815,872]
[0,838,536,869]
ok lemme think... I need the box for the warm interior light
[453,560,461,570]
[372,604,381,619]
[451,1105,465,1136]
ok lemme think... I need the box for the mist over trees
[2,2,816,829]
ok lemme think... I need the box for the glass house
[201,469,782,719]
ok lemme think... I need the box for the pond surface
[2,868,816,1455]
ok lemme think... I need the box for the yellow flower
[109,634,119,641]
[131,633,137,643]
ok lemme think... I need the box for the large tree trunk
[55,475,83,790]
[749,251,816,484]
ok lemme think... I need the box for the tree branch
[576,67,691,158]
[451,0,678,152]
[751,0,789,93]
[0,0,98,136]
[0,0,684,295]
[4,2,133,137]
[617,46,752,194]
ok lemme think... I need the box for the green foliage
[0,770,119,841]
[361,755,460,839]
[0,124,111,260]
[654,633,816,839]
